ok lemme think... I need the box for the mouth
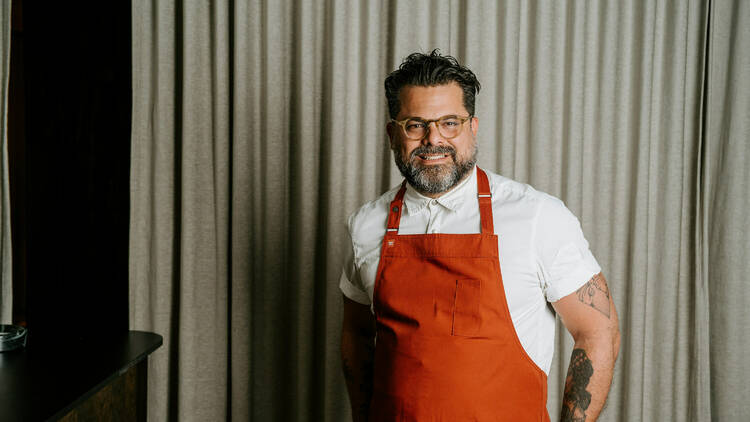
[417,153,451,161]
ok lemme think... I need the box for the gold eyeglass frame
[390,115,473,140]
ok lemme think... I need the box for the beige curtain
[0,0,12,325]
[703,1,750,420]
[130,1,750,420]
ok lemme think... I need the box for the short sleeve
[534,197,601,302]
[338,223,371,305]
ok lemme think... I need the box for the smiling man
[389,83,478,196]
[340,50,620,421]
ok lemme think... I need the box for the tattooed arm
[341,295,376,422]
[553,273,621,422]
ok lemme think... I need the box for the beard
[393,142,477,195]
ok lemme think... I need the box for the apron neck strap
[385,181,408,233]
[386,167,494,234]
[476,167,494,234]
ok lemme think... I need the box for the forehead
[396,82,467,119]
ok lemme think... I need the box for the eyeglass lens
[404,117,464,139]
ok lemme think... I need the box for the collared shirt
[339,166,601,374]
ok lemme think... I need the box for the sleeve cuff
[338,270,371,305]
[546,264,602,302]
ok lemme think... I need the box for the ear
[470,116,479,137]
[386,122,397,149]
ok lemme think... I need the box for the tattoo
[561,348,594,422]
[576,273,611,318]
[342,356,355,384]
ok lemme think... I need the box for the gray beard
[393,143,477,195]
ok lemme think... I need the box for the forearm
[560,334,619,422]
[341,330,375,421]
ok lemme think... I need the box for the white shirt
[339,166,601,374]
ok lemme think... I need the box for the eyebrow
[404,114,461,121]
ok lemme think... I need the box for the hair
[384,49,481,119]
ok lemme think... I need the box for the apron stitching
[451,279,458,336]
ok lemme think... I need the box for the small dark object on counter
[0,324,27,351]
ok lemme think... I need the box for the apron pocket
[452,279,481,336]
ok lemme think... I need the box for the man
[340,50,620,421]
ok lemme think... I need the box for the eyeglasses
[390,115,472,140]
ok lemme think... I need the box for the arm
[341,295,376,421]
[552,272,621,422]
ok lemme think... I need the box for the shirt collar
[403,166,478,216]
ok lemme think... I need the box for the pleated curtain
[702,1,750,418]
[129,1,750,420]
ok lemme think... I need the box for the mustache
[408,145,456,159]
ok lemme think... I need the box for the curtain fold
[703,1,750,419]
[0,0,12,325]
[130,1,748,420]
[130,0,231,420]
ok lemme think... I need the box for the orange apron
[370,167,550,421]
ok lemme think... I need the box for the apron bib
[370,167,550,421]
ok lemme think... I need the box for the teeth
[422,155,446,160]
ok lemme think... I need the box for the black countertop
[0,330,162,421]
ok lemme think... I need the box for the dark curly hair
[384,49,481,119]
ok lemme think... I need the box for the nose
[423,121,445,146]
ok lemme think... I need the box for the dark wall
[10,1,131,342]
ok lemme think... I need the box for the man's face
[387,82,479,197]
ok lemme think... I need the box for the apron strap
[476,167,494,234]
[386,181,408,234]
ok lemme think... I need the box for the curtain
[130,1,750,420]
[0,0,12,325]
[703,1,750,420]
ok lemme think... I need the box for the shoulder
[346,184,401,248]
[482,168,562,212]
[481,168,580,237]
